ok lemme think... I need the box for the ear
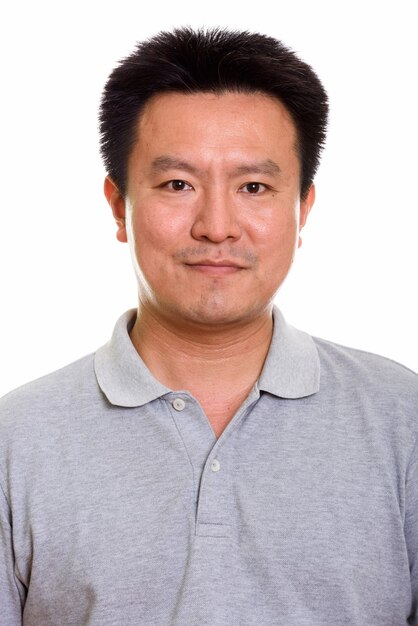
[298,184,315,249]
[104,176,128,243]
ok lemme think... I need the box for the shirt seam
[161,398,198,511]
[0,467,26,605]
[0,464,11,513]
[406,430,418,487]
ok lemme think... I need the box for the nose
[190,188,242,243]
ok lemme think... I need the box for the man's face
[106,91,314,327]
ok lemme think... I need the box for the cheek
[247,207,299,252]
[130,202,191,252]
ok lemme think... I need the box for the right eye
[164,180,193,191]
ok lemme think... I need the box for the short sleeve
[405,435,418,624]
[0,480,24,625]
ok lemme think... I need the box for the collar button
[172,398,186,411]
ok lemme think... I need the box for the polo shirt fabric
[0,308,417,625]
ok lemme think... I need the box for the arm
[0,481,24,625]
[406,436,418,625]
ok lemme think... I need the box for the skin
[105,91,315,437]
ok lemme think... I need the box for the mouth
[184,259,246,275]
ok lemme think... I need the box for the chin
[170,300,269,328]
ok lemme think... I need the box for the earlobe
[298,184,315,248]
[103,176,128,243]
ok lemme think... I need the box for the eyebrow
[232,160,281,177]
[151,155,200,175]
[150,155,281,178]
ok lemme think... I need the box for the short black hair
[99,27,328,199]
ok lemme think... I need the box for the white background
[1,0,417,396]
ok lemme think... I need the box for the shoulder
[312,334,418,402]
[0,352,98,433]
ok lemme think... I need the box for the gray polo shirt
[1,308,417,625]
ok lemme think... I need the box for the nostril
[191,213,242,243]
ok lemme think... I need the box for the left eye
[166,180,193,191]
[240,182,267,194]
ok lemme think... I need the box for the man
[0,27,417,626]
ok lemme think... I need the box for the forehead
[129,91,299,176]
[139,90,296,140]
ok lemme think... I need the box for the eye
[240,182,268,194]
[165,179,193,191]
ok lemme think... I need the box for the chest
[12,392,411,625]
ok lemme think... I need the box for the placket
[166,392,217,499]
[167,387,260,537]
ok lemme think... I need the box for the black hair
[99,27,328,199]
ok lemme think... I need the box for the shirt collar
[94,310,171,407]
[258,307,320,399]
[94,307,320,407]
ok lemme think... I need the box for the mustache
[174,246,258,264]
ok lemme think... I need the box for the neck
[130,303,274,382]
[129,304,274,436]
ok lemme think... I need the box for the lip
[186,259,244,267]
[184,259,246,275]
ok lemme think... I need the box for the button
[211,459,221,472]
[172,398,186,411]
